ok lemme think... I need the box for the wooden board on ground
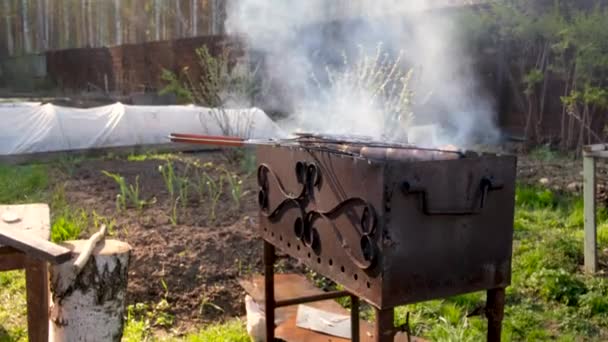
[0,204,71,264]
[239,274,426,342]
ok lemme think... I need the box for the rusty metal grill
[169,132,517,341]
[255,136,517,341]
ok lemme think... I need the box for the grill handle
[401,177,503,215]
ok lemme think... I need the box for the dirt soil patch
[57,153,303,331]
[517,154,608,204]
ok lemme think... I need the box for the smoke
[225,0,500,148]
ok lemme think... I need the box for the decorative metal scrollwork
[257,162,378,270]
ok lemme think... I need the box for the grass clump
[515,185,557,208]
[102,171,146,211]
[527,268,587,306]
[0,271,27,341]
[183,320,249,342]
[0,164,48,203]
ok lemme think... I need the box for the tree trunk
[44,0,50,49]
[36,0,44,50]
[62,0,69,48]
[22,0,31,53]
[175,0,183,37]
[49,240,131,342]
[154,0,161,40]
[192,0,198,36]
[115,0,122,45]
[211,0,223,34]
[4,1,14,56]
[87,0,94,46]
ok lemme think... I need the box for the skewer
[168,132,464,156]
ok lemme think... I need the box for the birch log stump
[49,239,132,342]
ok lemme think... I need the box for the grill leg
[264,241,276,342]
[351,295,360,342]
[486,288,506,342]
[375,307,396,342]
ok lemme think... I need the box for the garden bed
[56,153,304,331]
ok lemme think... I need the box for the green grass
[0,164,48,203]
[182,320,249,342]
[393,185,608,341]
[122,308,249,342]
[126,152,173,162]
[0,272,27,342]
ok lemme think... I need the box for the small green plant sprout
[153,278,175,328]
[200,293,224,317]
[101,171,147,211]
[194,169,207,204]
[92,211,117,236]
[159,161,176,202]
[170,196,180,226]
[223,170,248,209]
[51,208,88,243]
[204,172,225,223]
[176,176,190,209]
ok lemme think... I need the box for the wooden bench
[0,204,72,342]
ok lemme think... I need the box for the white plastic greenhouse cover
[0,102,285,155]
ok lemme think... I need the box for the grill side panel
[256,145,387,306]
[381,156,517,308]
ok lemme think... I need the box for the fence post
[584,154,597,273]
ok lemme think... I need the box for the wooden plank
[583,144,608,153]
[584,156,598,273]
[0,204,71,263]
[25,256,49,342]
[239,274,425,342]
[0,204,51,242]
[583,150,608,159]
[0,247,27,271]
[0,225,71,264]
